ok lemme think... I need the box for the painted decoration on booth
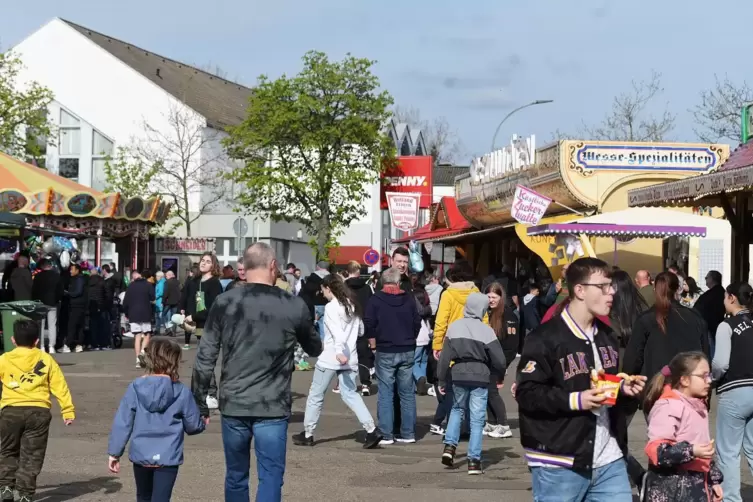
[386,192,421,231]
[511,185,551,225]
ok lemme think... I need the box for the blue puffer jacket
[108,376,205,466]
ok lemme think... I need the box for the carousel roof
[0,152,169,224]
[526,223,707,238]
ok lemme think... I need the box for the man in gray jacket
[192,242,322,502]
[437,292,507,475]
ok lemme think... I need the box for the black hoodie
[300,271,329,319]
[345,277,373,314]
[363,290,421,352]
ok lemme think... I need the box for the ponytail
[653,272,679,334]
[642,351,708,413]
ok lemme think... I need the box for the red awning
[393,196,473,243]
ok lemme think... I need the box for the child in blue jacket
[107,339,205,501]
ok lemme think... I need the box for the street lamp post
[490,99,554,152]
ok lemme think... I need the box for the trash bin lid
[0,301,50,320]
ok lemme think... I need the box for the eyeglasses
[690,373,713,382]
[580,283,614,294]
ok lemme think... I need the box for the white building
[11,18,447,274]
[12,18,315,272]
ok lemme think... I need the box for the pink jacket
[645,385,711,472]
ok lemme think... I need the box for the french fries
[616,372,636,382]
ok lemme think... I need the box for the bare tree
[197,61,228,80]
[393,105,465,164]
[135,103,230,236]
[582,70,675,142]
[692,75,753,143]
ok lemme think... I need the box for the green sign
[742,103,753,143]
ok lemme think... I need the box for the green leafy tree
[225,51,396,261]
[0,51,55,160]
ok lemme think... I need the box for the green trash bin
[0,301,49,353]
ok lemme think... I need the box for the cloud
[544,56,583,77]
[592,3,611,18]
[462,90,516,111]
[441,35,497,50]
[404,53,524,93]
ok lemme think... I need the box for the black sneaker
[292,431,314,446]
[363,430,382,449]
[0,486,13,501]
[417,376,428,395]
[441,444,456,467]
[467,459,483,475]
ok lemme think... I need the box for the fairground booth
[628,139,753,282]
[423,138,731,284]
[0,151,169,278]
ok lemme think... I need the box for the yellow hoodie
[432,282,488,350]
[0,347,75,420]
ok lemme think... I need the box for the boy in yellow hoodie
[0,320,75,502]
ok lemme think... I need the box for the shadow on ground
[36,476,121,501]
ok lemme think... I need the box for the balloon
[408,240,424,273]
[70,251,80,263]
[42,238,55,254]
[59,250,70,269]
[69,238,78,251]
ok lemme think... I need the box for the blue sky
[2,0,750,160]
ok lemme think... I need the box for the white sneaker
[62,346,71,353]
[379,439,394,445]
[488,425,513,438]
[123,332,135,338]
[429,424,445,435]
[48,347,56,354]
[427,386,436,397]
[396,438,416,444]
[482,423,494,436]
[75,346,84,353]
[206,396,219,410]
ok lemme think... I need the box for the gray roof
[61,19,252,130]
[434,164,468,186]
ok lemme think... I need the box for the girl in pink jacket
[642,351,723,502]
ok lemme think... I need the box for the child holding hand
[107,339,205,502]
[642,351,723,502]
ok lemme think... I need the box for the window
[58,158,80,180]
[60,109,80,127]
[92,159,108,191]
[92,131,113,157]
[59,128,81,155]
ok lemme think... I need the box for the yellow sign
[515,214,580,277]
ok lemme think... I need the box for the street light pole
[490,99,554,152]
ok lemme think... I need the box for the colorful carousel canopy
[0,152,169,225]
[526,223,707,238]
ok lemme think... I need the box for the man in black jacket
[300,261,331,337]
[378,247,412,292]
[64,263,88,353]
[88,267,109,350]
[31,258,63,353]
[344,260,375,394]
[192,242,321,501]
[122,270,155,365]
[516,257,645,501]
[694,270,726,349]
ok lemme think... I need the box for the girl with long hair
[412,289,432,395]
[483,282,518,439]
[179,252,223,409]
[292,274,382,449]
[712,281,753,501]
[623,272,710,381]
[641,351,722,502]
[610,270,648,347]
[680,276,703,308]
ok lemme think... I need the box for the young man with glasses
[516,257,647,501]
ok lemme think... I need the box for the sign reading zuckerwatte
[511,185,551,225]
[386,192,421,231]
[570,141,727,173]
[380,156,433,209]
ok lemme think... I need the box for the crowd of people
[2,240,753,501]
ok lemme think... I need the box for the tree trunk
[315,214,330,263]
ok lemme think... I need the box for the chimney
[156,68,161,78]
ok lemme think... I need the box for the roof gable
[61,19,252,130]
[719,140,753,172]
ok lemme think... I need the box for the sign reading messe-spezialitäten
[569,141,728,173]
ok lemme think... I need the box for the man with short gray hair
[192,242,322,501]
[364,264,421,445]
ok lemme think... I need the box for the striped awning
[526,223,707,238]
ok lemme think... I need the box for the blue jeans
[314,306,326,341]
[375,350,416,440]
[412,346,429,383]
[221,415,288,502]
[133,464,178,502]
[716,387,753,502]
[163,306,176,329]
[303,366,375,434]
[531,458,632,502]
[444,384,487,460]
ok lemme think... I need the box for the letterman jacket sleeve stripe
[569,392,582,411]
